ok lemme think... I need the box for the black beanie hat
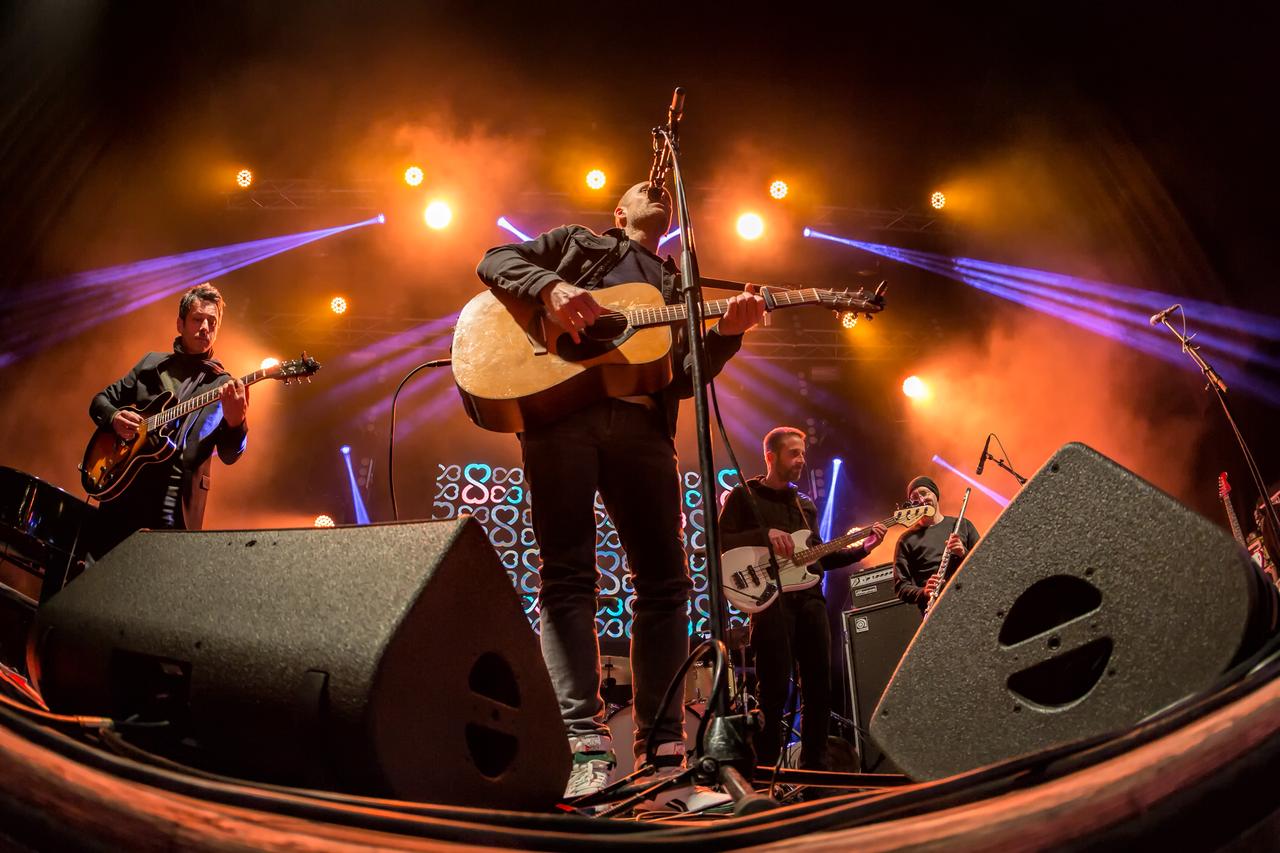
[907,475,940,501]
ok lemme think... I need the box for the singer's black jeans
[520,398,692,760]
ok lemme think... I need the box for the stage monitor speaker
[843,598,920,773]
[871,442,1278,781]
[29,518,570,809]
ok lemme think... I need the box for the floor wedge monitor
[870,442,1277,781]
[29,518,570,809]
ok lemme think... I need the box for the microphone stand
[984,452,1027,486]
[656,98,777,814]
[1154,313,1280,576]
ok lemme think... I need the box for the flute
[925,487,971,616]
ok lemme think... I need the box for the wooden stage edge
[1,674,1278,851]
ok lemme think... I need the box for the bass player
[718,426,886,770]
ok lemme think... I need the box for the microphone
[975,434,992,476]
[1149,304,1180,326]
[648,88,685,200]
[667,87,685,136]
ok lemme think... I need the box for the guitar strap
[572,234,631,291]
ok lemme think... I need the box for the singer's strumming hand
[540,281,605,344]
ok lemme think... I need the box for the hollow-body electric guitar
[722,503,935,614]
[452,281,885,432]
[80,354,320,501]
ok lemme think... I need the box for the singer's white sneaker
[564,734,616,800]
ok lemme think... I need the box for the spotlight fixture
[340,445,351,456]
[313,514,336,528]
[902,375,929,399]
[331,296,348,315]
[424,200,452,230]
[585,169,607,190]
[404,165,424,187]
[840,311,857,329]
[930,191,946,210]
[736,212,765,241]
[769,180,789,200]
[259,357,280,370]
[236,169,253,188]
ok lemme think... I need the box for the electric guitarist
[718,426,887,771]
[86,284,249,557]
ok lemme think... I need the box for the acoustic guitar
[452,282,884,432]
[81,354,320,501]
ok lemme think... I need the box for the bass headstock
[891,502,936,527]
[1219,471,1231,499]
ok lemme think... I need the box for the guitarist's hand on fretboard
[860,522,888,551]
[219,378,249,427]
[715,284,767,336]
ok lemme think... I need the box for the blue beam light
[0,215,384,368]
[340,445,371,525]
[931,454,1011,508]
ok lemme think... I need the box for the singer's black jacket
[475,224,742,436]
[893,516,982,614]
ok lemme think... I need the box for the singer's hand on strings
[540,281,605,344]
[717,284,767,336]
[945,533,966,558]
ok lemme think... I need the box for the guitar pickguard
[552,326,638,362]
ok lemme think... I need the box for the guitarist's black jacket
[88,341,248,554]
[719,477,871,602]
[476,224,744,436]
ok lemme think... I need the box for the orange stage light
[930,191,946,210]
[404,165,424,187]
[330,296,348,315]
[259,357,280,370]
[585,169,607,190]
[236,168,253,188]
[902,375,929,399]
[769,180,789,200]
[424,200,452,229]
[840,311,857,329]
[736,212,765,240]
[314,514,336,528]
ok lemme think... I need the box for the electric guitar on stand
[722,504,934,613]
[451,281,885,432]
[80,354,321,501]
[1218,472,1248,548]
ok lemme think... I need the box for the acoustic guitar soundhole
[556,315,635,362]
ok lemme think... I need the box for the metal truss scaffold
[257,313,915,361]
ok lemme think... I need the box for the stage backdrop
[430,461,748,639]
